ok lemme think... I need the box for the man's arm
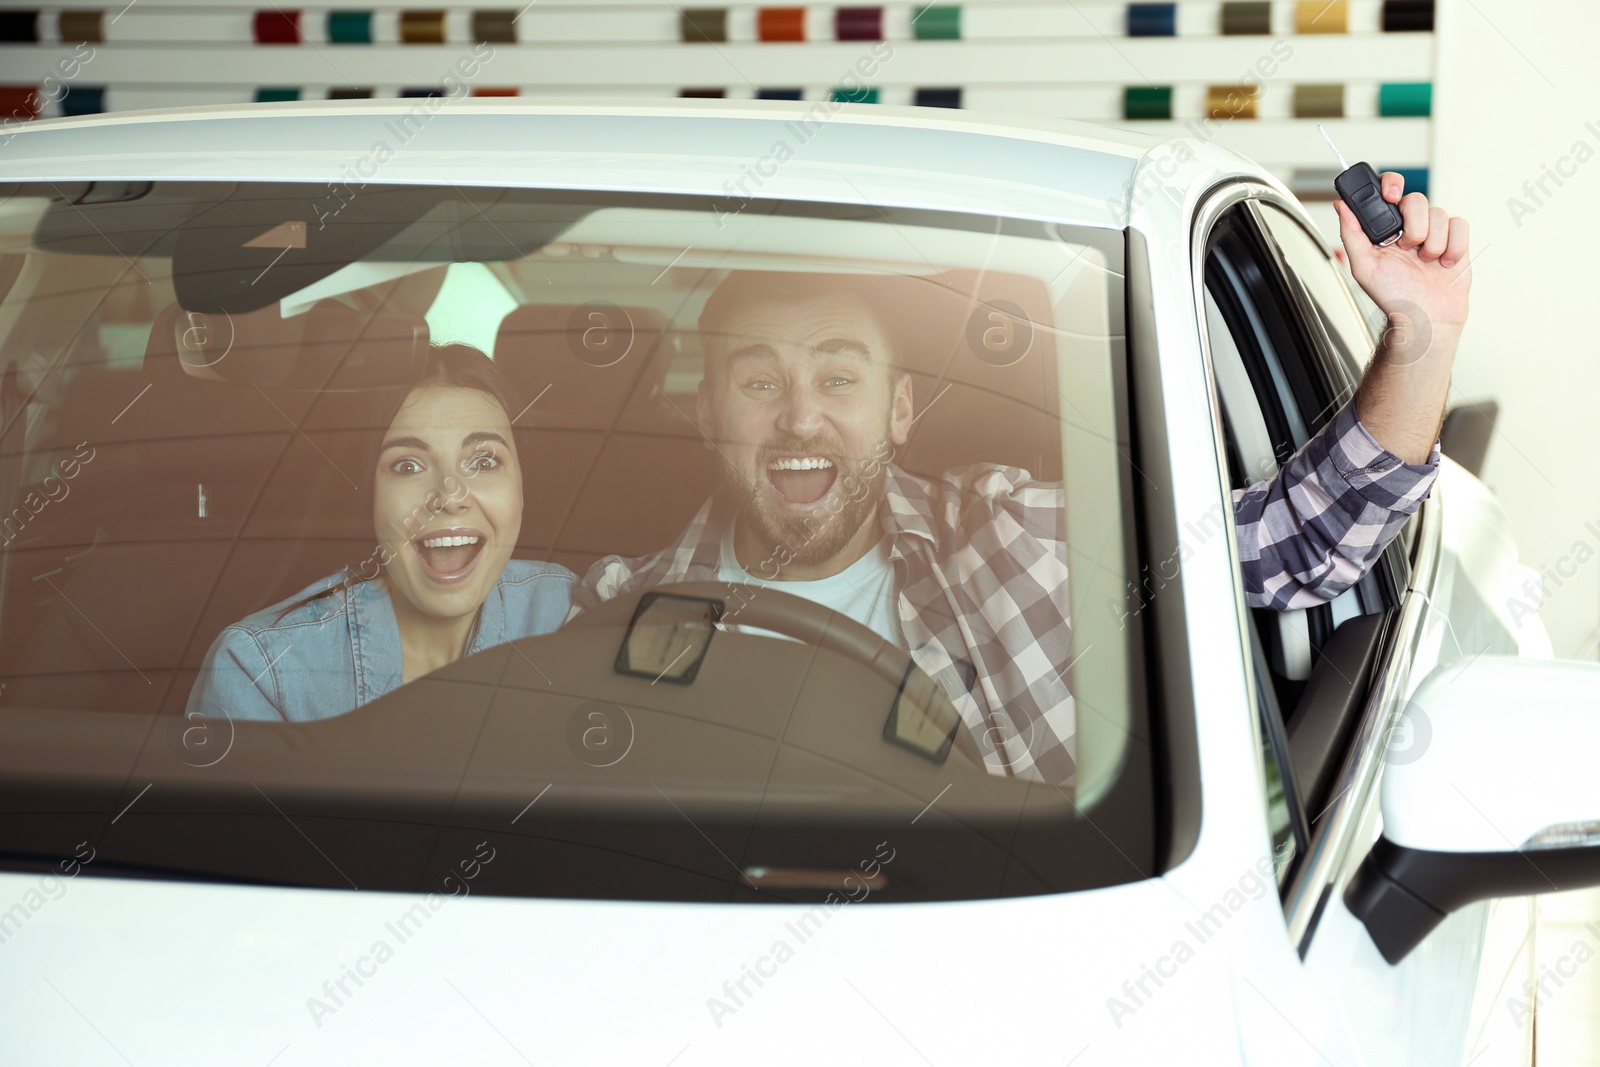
[1233,400,1437,609]
[1338,173,1471,464]
[1235,177,1470,609]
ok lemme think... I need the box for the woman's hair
[275,341,522,620]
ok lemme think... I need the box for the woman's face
[373,385,523,621]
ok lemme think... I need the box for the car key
[1317,124,1404,247]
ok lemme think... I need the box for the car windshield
[0,180,1158,903]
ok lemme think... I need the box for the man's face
[697,291,913,568]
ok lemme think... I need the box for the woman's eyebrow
[462,431,510,450]
[379,435,431,452]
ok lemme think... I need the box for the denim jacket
[187,560,575,722]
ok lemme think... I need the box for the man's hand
[1335,172,1472,330]
[1334,173,1470,465]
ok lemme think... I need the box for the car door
[1249,197,1537,1067]
[1193,184,1531,1066]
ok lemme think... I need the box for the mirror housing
[1346,656,1600,964]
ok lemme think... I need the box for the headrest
[143,299,430,392]
[135,300,429,484]
[494,303,667,431]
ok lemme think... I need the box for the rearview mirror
[1345,656,1600,963]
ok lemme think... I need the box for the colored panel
[0,87,40,121]
[1382,0,1433,31]
[758,7,805,41]
[914,87,962,109]
[912,5,961,40]
[1123,85,1172,120]
[1220,2,1270,35]
[471,87,519,96]
[1289,167,1341,202]
[756,88,803,100]
[253,9,301,44]
[327,11,372,43]
[1386,166,1428,196]
[680,8,727,42]
[831,86,880,104]
[58,10,103,43]
[60,84,104,116]
[1293,83,1344,118]
[400,87,445,97]
[1378,81,1431,116]
[1295,0,1346,33]
[254,87,301,102]
[1126,4,1176,36]
[1207,84,1258,120]
[400,10,447,44]
[0,10,40,43]
[679,88,726,98]
[472,10,517,44]
[835,7,883,41]
[328,87,374,99]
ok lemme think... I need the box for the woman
[188,343,573,722]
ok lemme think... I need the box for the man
[571,175,1470,785]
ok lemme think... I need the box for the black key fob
[1334,162,1404,247]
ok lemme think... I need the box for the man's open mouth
[412,528,486,583]
[765,454,838,507]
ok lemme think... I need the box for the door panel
[1201,190,1528,1065]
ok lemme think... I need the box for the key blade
[1317,124,1350,171]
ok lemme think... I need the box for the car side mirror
[1345,656,1600,964]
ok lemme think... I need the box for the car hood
[0,870,1251,1064]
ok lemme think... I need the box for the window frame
[1189,180,1416,910]
[0,184,1174,904]
[1192,180,1451,955]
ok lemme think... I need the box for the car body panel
[2,99,1143,229]
[0,870,1259,1064]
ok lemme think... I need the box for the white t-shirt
[717,526,907,650]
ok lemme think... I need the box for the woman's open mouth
[764,454,838,509]
[412,527,487,583]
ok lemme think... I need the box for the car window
[1251,620,1302,887]
[0,182,1169,903]
[1255,202,1376,387]
[1202,206,1330,696]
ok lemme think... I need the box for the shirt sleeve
[1232,397,1439,610]
[185,626,287,722]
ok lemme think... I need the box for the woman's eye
[391,458,424,475]
[465,451,500,472]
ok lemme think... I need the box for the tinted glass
[1256,201,1379,382]
[0,181,1154,902]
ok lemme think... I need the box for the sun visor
[16,181,587,315]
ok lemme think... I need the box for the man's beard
[721,433,893,570]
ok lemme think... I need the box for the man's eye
[745,379,778,392]
[825,376,854,388]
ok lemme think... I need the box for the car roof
[0,98,1249,229]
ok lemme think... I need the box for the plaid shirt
[570,398,1438,786]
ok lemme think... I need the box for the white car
[0,99,1596,1066]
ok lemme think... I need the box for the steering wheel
[567,580,976,757]
[566,580,919,689]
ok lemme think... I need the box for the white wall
[1432,0,1600,658]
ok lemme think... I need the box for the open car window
[0,181,1163,903]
